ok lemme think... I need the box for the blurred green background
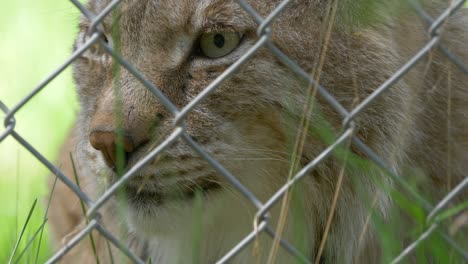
[0,0,80,262]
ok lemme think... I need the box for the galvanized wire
[1,0,467,263]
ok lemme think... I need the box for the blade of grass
[106,239,115,264]
[14,217,49,264]
[433,201,468,224]
[25,225,33,264]
[35,175,59,263]
[315,138,352,264]
[268,0,339,262]
[15,148,20,248]
[70,153,101,263]
[111,7,128,263]
[8,198,38,264]
[192,190,203,264]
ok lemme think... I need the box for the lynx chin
[49,0,468,263]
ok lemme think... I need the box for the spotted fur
[49,0,467,263]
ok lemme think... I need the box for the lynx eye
[199,32,241,59]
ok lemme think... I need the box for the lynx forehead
[48,0,468,263]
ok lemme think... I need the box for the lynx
[49,0,468,263]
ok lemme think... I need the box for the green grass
[0,0,80,262]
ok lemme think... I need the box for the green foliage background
[0,0,80,262]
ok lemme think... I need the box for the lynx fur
[49,0,468,263]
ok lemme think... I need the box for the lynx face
[74,0,320,235]
[68,0,468,262]
[73,0,405,261]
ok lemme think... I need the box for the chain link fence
[1,0,467,263]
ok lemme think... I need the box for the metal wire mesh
[1,0,467,263]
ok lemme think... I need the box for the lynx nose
[89,131,135,170]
